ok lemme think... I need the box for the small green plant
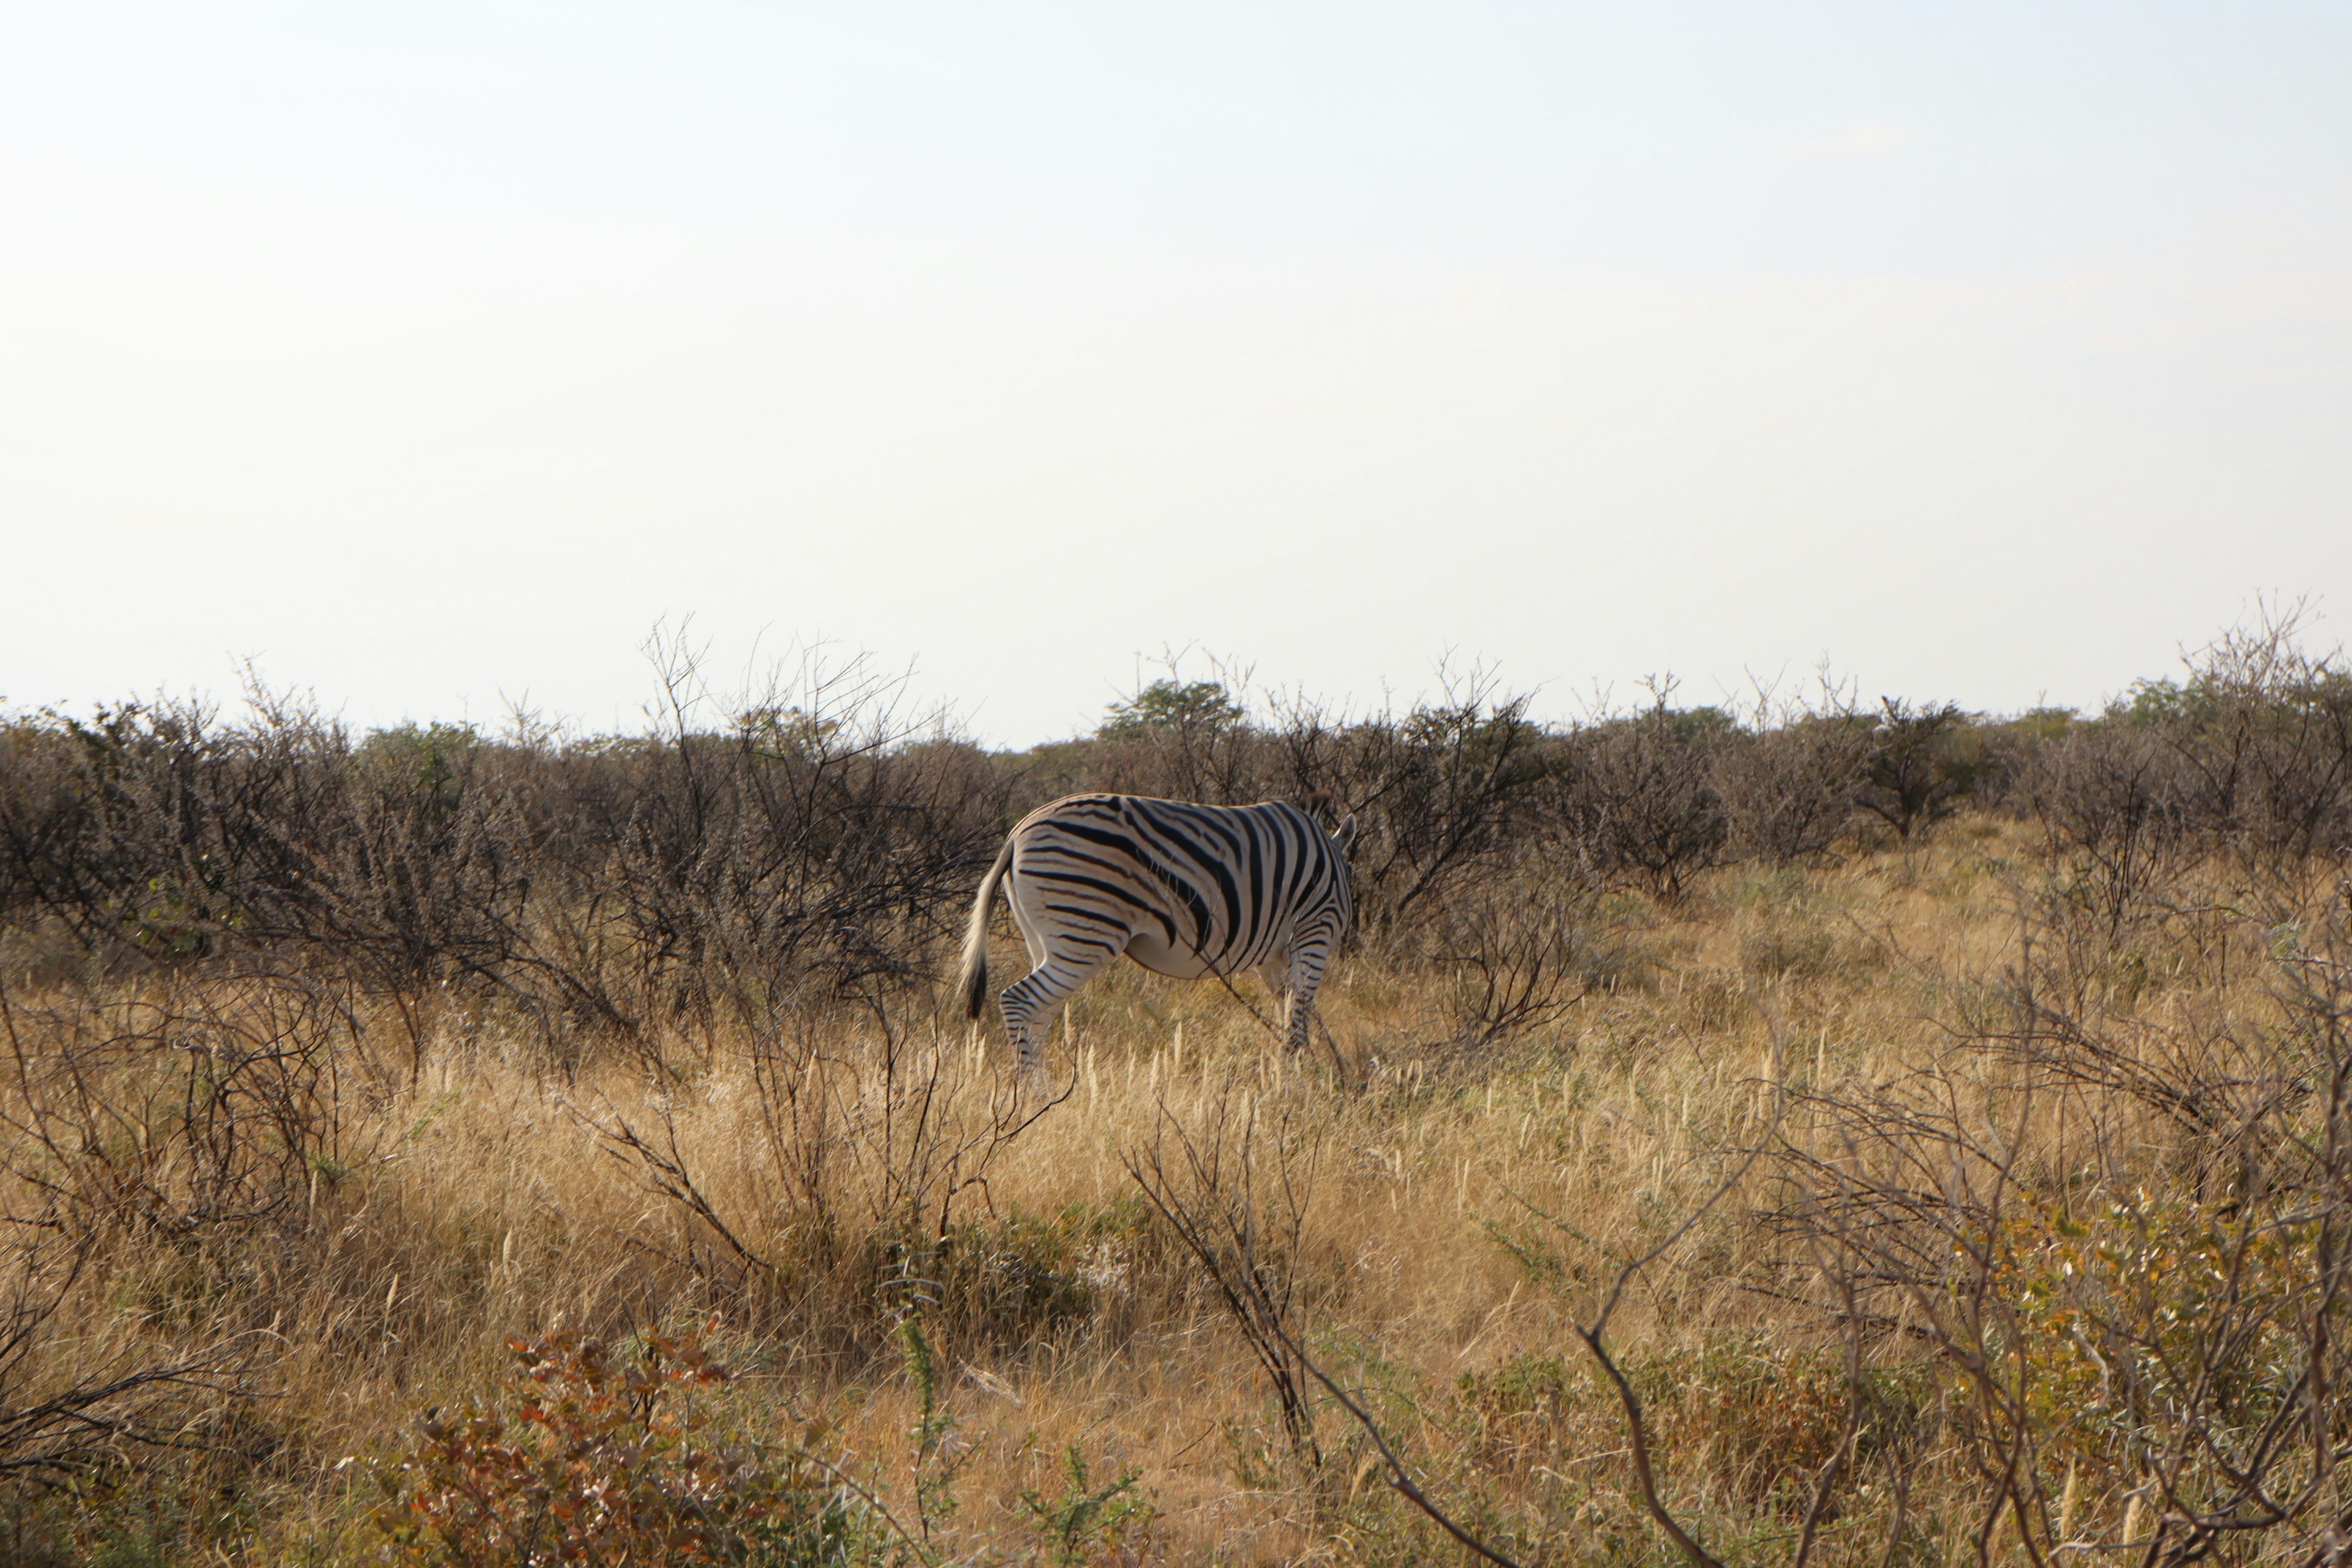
[896,1317,973,1545]
[361,720,480,796]
[1018,1445,1153,1568]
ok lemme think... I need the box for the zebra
[956,793,1358,1072]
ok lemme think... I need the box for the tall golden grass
[5,813,2350,1566]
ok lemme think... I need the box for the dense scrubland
[2,620,2351,1566]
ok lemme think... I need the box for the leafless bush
[2130,611,2352,871]
[0,967,369,1246]
[1548,685,1732,898]
[0,721,89,946]
[0,692,537,1002]
[0,646,1012,1068]
[1301,677,1551,929]
[1712,717,1871,865]
[2023,723,2195,941]
[0,973,296,1483]
[2019,609,2352,902]
[575,635,1011,1053]
[1086,655,1270,805]
[1428,888,1599,1051]
[1373,843,1637,1052]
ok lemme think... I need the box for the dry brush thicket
[1,625,2351,1566]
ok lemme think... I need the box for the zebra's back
[1005,793,1350,980]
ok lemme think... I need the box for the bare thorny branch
[1121,1091,1322,1466]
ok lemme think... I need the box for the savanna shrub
[2022,722,2191,937]
[1710,717,1869,864]
[1551,706,1732,897]
[373,1329,867,1567]
[1856,700,1991,842]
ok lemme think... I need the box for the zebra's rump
[1005,793,1349,977]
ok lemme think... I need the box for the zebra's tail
[957,835,1017,1020]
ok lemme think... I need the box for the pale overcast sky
[2,3,2347,742]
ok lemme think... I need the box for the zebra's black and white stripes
[956,794,1357,1072]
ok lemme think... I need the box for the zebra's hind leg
[1280,922,1341,1055]
[997,954,1109,1079]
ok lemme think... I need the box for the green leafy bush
[1098,679,1243,741]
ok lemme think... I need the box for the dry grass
[4,816,2348,1566]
